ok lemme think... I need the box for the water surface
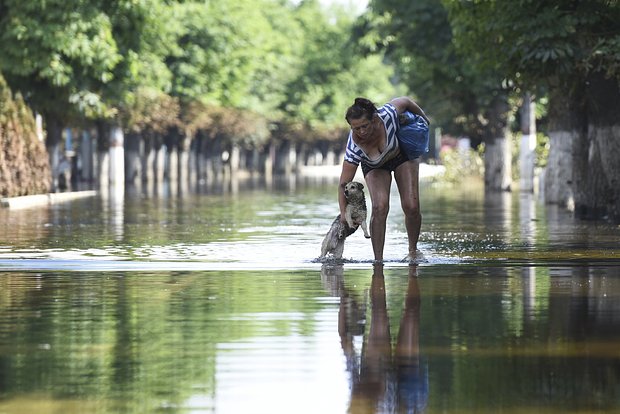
[1,177,619,413]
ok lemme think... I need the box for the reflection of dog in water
[320,181,370,259]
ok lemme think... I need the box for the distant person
[339,97,430,263]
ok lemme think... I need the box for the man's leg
[364,169,392,262]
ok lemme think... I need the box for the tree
[361,0,513,190]
[0,0,121,189]
[281,0,401,132]
[443,0,620,221]
[167,0,296,114]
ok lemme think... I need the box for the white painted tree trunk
[519,93,536,192]
[97,151,109,190]
[177,144,190,194]
[153,144,165,183]
[166,145,178,182]
[48,143,60,192]
[484,136,512,191]
[543,131,576,211]
[483,96,512,192]
[109,126,124,187]
[124,135,141,185]
[574,124,620,220]
[230,145,240,178]
[80,130,94,182]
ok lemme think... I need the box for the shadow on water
[1,175,620,413]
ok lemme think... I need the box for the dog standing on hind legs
[320,181,370,259]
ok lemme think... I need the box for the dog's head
[344,181,364,200]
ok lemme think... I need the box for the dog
[320,181,370,259]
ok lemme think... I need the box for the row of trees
[1,0,619,222]
[0,0,402,192]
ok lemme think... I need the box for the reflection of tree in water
[322,264,429,413]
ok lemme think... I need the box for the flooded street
[1,176,619,413]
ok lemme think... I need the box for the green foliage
[168,0,304,119]
[102,0,177,116]
[122,87,180,136]
[0,0,404,149]
[0,0,122,120]
[1,0,618,155]
[0,0,120,86]
[180,101,270,148]
[535,132,550,169]
[443,0,620,91]
[584,34,620,80]
[364,0,619,149]
[280,0,401,132]
[439,147,484,184]
[363,0,508,143]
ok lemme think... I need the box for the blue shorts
[398,112,430,160]
[361,151,409,177]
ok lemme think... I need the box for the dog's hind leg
[333,239,345,259]
[320,219,341,258]
[320,239,330,258]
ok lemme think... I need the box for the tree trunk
[265,142,275,179]
[546,73,620,223]
[543,131,576,210]
[45,115,63,192]
[163,129,180,183]
[124,132,141,185]
[152,135,165,184]
[109,125,124,187]
[80,130,94,183]
[573,74,620,222]
[519,92,536,192]
[177,134,191,194]
[483,95,512,192]
[210,135,224,182]
[141,134,154,183]
[576,124,620,221]
[95,120,110,189]
[194,134,206,184]
[230,144,240,178]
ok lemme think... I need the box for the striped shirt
[344,103,400,168]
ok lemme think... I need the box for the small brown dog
[320,182,370,259]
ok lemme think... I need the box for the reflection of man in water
[340,264,428,413]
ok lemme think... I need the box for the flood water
[1,175,619,414]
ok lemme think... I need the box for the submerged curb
[1,190,98,209]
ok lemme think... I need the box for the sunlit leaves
[0,0,403,140]
[279,0,401,133]
[443,0,620,88]
[0,0,120,88]
[364,0,500,139]
[122,87,180,136]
